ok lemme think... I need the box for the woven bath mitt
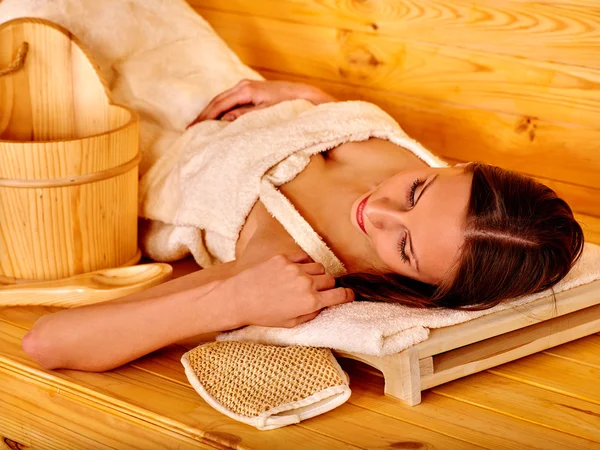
[181,341,351,430]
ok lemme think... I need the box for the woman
[22,80,584,372]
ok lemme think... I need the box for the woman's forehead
[413,169,473,284]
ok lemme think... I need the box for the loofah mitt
[181,341,351,430]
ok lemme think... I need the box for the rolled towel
[218,243,600,355]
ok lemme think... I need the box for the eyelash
[397,232,409,262]
[408,178,425,207]
[398,177,425,263]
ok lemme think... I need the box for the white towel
[219,243,600,355]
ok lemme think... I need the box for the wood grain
[135,347,596,450]
[421,303,600,389]
[189,0,600,68]
[430,370,600,444]
[544,333,600,368]
[0,320,485,450]
[0,263,173,308]
[194,8,600,128]
[576,214,600,245]
[0,369,218,450]
[259,70,600,204]
[137,349,600,448]
[0,19,140,281]
[0,321,363,450]
[489,352,600,404]
[3,295,600,448]
[344,365,600,447]
[417,280,600,358]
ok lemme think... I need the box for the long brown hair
[336,163,584,310]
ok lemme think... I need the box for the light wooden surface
[0,263,173,308]
[0,19,140,281]
[189,0,600,243]
[419,278,600,357]
[1,297,600,449]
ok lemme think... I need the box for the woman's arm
[22,252,353,372]
[21,261,238,371]
[188,79,336,126]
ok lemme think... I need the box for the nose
[365,197,405,231]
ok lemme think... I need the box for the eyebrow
[408,174,439,272]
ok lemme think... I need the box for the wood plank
[0,323,360,450]
[0,318,488,449]
[132,351,486,448]
[576,214,600,245]
[0,305,59,330]
[275,401,485,449]
[259,69,600,195]
[3,302,600,447]
[131,347,593,449]
[195,8,600,128]
[430,371,600,444]
[337,359,600,448]
[489,352,600,404]
[543,333,600,369]
[189,0,600,68]
[421,303,600,389]
[538,180,600,220]
[416,279,600,358]
[0,368,217,450]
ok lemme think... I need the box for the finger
[187,83,251,127]
[223,104,270,121]
[222,105,256,121]
[316,287,355,308]
[299,262,325,276]
[188,91,235,128]
[312,273,336,291]
[203,85,256,121]
[285,251,311,264]
[294,310,321,325]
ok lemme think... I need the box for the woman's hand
[188,80,336,127]
[223,251,354,329]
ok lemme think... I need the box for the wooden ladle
[0,263,173,308]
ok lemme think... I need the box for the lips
[356,195,370,235]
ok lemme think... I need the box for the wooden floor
[1,296,600,448]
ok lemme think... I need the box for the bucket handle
[0,42,29,76]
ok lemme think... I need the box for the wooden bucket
[0,19,141,282]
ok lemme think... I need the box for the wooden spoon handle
[0,263,173,308]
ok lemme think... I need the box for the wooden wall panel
[188,1,600,241]
[576,214,600,244]
[190,0,600,67]
[194,9,600,128]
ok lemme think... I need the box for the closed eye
[407,178,425,208]
[397,231,409,263]
[401,174,439,270]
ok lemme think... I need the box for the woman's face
[351,166,473,285]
